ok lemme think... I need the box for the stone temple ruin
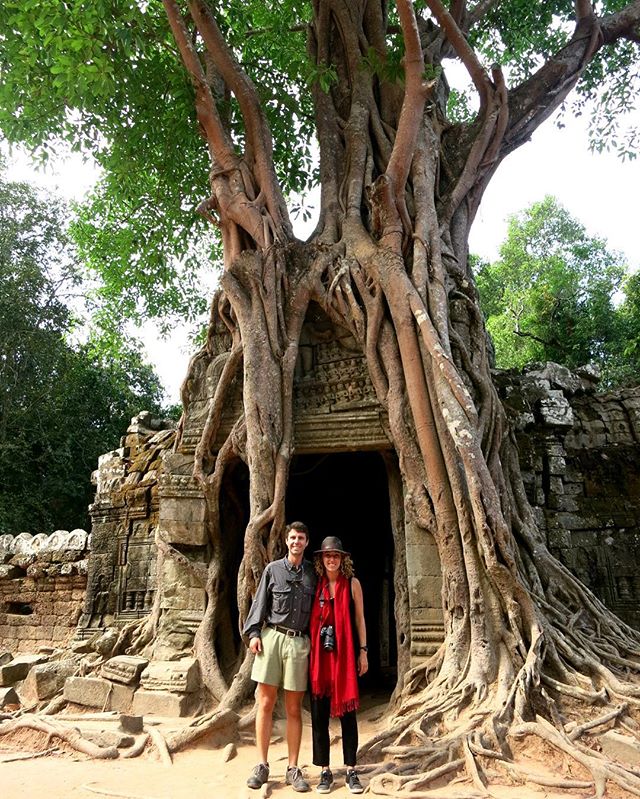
[1,311,640,715]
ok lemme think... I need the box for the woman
[309,536,368,794]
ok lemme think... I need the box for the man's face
[286,529,308,558]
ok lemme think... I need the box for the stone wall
[0,530,89,654]
[495,363,640,629]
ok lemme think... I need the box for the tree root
[510,716,640,798]
[120,732,149,759]
[0,715,118,759]
[80,784,157,799]
[147,726,172,767]
[0,746,58,763]
[493,758,592,789]
[163,707,238,753]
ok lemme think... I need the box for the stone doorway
[286,451,397,690]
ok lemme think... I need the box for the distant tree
[609,270,640,386]
[475,196,628,379]
[0,171,164,534]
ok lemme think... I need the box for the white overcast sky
[4,103,639,404]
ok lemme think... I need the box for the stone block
[0,686,20,708]
[408,575,442,610]
[159,518,207,546]
[0,654,48,686]
[140,658,200,693]
[119,714,144,734]
[81,730,136,749]
[101,655,149,685]
[132,689,195,717]
[21,660,77,701]
[64,676,111,707]
[63,676,134,711]
[539,391,574,427]
[600,731,640,766]
[0,652,12,666]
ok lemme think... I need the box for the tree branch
[504,4,603,155]
[187,0,292,240]
[424,0,492,109]
[161,0,236,170]
[600,0,640,43]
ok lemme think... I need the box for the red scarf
[309,574,359,718]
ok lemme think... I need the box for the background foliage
[475,196,638,386]
[0,168,165,534]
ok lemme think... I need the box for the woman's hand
[358,649,368,676]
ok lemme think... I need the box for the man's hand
[249,636,262,654]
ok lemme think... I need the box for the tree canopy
[0,1,638,318]
[0,169,165,534]
[475,195,636,382]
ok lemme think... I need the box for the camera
[320,625,335,652]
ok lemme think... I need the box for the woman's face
[322,550,342,575]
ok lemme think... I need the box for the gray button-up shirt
[243,557,317,640]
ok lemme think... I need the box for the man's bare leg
[255,683,278,764]
[284,689,305,766]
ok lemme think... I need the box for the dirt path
[0,700,617,799]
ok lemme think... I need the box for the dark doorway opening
[286,451,397,692]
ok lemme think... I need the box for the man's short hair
[286,521,309,540]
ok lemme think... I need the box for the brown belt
[268,623,305,638]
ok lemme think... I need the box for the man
[243,521,317,792]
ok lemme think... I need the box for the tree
[0,171,165,533]
[3,0,640,791]
[475,195,627,377]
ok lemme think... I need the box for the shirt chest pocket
[272,587,291,614]
[302,585,315,614]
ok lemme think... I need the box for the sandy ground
[0,696,626,799]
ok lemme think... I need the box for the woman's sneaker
[346,769,364,794]
[316,768,333,793]
[247,762,269,789]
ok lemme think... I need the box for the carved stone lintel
[101,655,149,685]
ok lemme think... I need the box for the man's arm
[242,563,272,653]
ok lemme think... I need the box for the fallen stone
[132,689,196,717]
[0,686,20,708]
[119,714,144,734]
[101,655,148,685]
[94,630,119,658]
[81,729,136,749]
[63,676,135,712]
[20,660,77,701]
[600,730,640,766]
[140,658,200,693]
[0,654,49,686]
[0,652,13,666]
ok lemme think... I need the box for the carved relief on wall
[294,314,378,415]
[115,521,157,619]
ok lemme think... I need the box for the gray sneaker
[247,762,269,789]
[346,769,363,794]
[286,766,311,792]
[316,768,333,793]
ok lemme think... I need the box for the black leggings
[310,695,359,766]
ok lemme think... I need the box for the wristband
[360,645,368,652]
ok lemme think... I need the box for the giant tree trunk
[160,0,640,792]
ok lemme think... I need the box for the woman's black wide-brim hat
[314,535,350,555]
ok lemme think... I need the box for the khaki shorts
[251,625,310,692]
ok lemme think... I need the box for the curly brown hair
[314,551,354,579]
